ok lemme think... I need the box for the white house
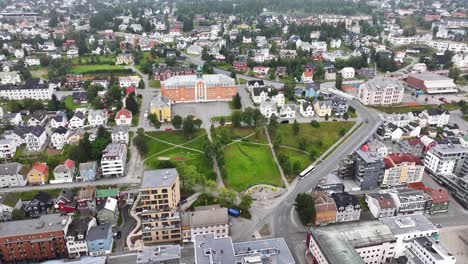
[67,48,79,58]
[452,53,468,68]
[88,110,108,127]
[50,111,68,129]
[111,126,129,145]
[259,101,277,118]
[311,41,327,52]
[69,111,86,128]
[0,71,21,84]
[4,112,22,126]
[101,143,127,177]
[251,87,270,104]
[25,56,40,67]
[51,159,76,184]
[187,44,203,55]
[24,126,47,151]
[118,76,141,88]
[0,138,17,159]
[340,67,355,79]
[418,109,450,128]
[51,126,69,150]
[115,108,132,126]
[14,49,24,59]
[330,39,342,48]
[66,217,97,258]
[302,71,314,83]
[300,102,314,117]
[279,104,296,119]
[272,94,285,108]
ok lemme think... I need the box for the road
[114,205,136,252]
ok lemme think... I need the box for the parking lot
[172,101,231,130]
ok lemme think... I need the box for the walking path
[142,132,206,161]
[264,127,289,188]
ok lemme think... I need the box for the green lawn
[145,147,215,181]
[71,64,125,74]
[372,104,460,114]
[215,62,232,71]
[2,188,64,205]
[149,79,161,88]
[238,78,247,85]
[273,122,355,154]
[143,137,173,157]
[224,142,282,191]
[64,96,89,110]
[215,126,269,144]
[277,147,311,171]
[146,130,205,145]
[182,134,207,151]
[71,55,116,64]
[30,67,49,80]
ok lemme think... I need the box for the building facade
[354,150,385,190]
[101,143,127,177]
[382,154,424,188]
[358,77,405,106]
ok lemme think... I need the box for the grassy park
[223,142,281,191]
[71,64,125,74]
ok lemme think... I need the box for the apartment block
[101,143,127,177]
[382,154,424,188]
[358,77,405,106]
[181,204,229,242]
[354,150,385,190]
[138,169,182,245]
[424,143,468,177]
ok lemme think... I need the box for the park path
[143,133,204,154]
[264,127,289,188]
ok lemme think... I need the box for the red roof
[384,153,423,169]
[303,71,313,77]
[407,138,424,147]
[408,182,449,203]
[64,159,75,171]
[31,162,48,174]
[126,87,136,94]
[116,107,132,119]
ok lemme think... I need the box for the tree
[230,71,236,79]
[432,26,439,39]
[343,112,350,120]
[11,209,27,220]
[292,120,300,135]
[133,129,148,155]
[231,111,242,127]
[339,128,347,136]
[335,72,343,90]
[239,195,253,211]
[138,79,145,89]
[125,93,139,114]
[219,117,226,126]
[47,94,63,111]
[178,163,204,192]
[172,115,183,129]
[268,115,279,134]
[232,93,242,109]
[148,113,161,128]
[295,193,315,225]
[218,187,237,207]
[448,67,460,82]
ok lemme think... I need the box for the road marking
[290,207,299,228]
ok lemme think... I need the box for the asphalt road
[114,205,136,252]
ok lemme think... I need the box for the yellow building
[150,94,171,122]
[313,99,332,117]
[27,162,49,185]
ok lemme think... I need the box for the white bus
[299,164,316,179]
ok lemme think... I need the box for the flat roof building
[406,73,457,94]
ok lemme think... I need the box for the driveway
[114,204,136,252]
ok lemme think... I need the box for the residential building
[97,197,119,226]
[399,138,425,157]
[51,126,69,150]
[300,102,315,117]
[119,76,141,88]
[115,107,132,126]
[0,71,21,85]
[24,191,53,217]
[181,205,229,242]
[77,186,97,216]
[153,66,195,81]
[27,110,48,127]
[66,217,97,258]
[27,162,49,185]
[332,192,361,223]
[51,159,76,184]
[259,101,278,118]
[452,52,468,68]
[116,54,133,65]
[0,138,16,158]
[331,96,349,116]
[361,139,388,157]
[390,188,431,215]
[50,111,68,129]
[408,182,450,214]
[87,224,114,256]
[251,86,270,104]
[0,78,53,100]
[306,221,396,264]
[314,173,345,194]
[138,169,181,245]
[88,110,108,127]
[358,77,405,106]
[96,188,120,206]
[405,236,456,264]
[112,126,129,144]
[311,192,337,226]
[101,143,127,177]
[161,68,236,103]
[418,109,450,128]
[424,143,468,177]
[247,80,265,92]
[340,67,355,79]
[0,214,71,263]
[279,104,296,119]
[380,215,439,258]
[302,71,314,83]
[354,150,385,190]
[150,94,172,122]
[78,161,98,182]
[0,162,28,187]
[382,154,424,188]
[0,203,13,221]
[366,192,396,219]
[69,111,86,128]
[313,99,332,117]
[406,73,457,94]
[55,189,77,214]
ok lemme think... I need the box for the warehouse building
[406,73,457,94]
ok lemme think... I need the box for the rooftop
[162,74,235,88]
[234,238,296,264]
[141,169,179,189]
[379,215,437,236]
[194,234,236,264]
[181,206,228,227]
[0,214,70,237]
[410,73,453,81]
[136,245,181,263]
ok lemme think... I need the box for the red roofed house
[55,189,77,214]
[408,182,449,214]
[27,162,49,185]
[51,159,76,184]
[115,107,132,126]
[125,86,137,95]
[232,61,248,72]
[311,192,337,225]
[302,71,314,83]
[398,138,425,157]
[381,154,424,188]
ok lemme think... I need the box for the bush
[311,120,320,128]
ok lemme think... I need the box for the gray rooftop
[233,238,296,264]
[0,214,70,237]
[79,161,97,171]
[308,220,396,264]
[42,256,107,264]
[141,169,179,189]
[379,215,437,236]
[194,234,235,264]
[0,162,23,175]
[355,149,383,163]
[410,73,453,81]
[181,206,228,227]
[362,76,405,91]
[87,223,112,241]
[136,245,181,263]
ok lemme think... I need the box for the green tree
[292,119,300,135]
[339,128,347,136]
[219,117,226,126]
[448,67,460,82]
[133,129,148,155]
[268,115,279,134]
[125,93,139,114]
[325,114,329,121]
[148,113,161,128]
[295,193,315,225]
[335,72,343,90]
[172,115,183,129]
[239,195,253,211]
[343,112,350,120]
[231,111,242,127]
[11,209,27,220]
[232,93,242,109]
[138,79,145,89]
[218,187,237,207]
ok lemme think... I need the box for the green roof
[96,188,120,198]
